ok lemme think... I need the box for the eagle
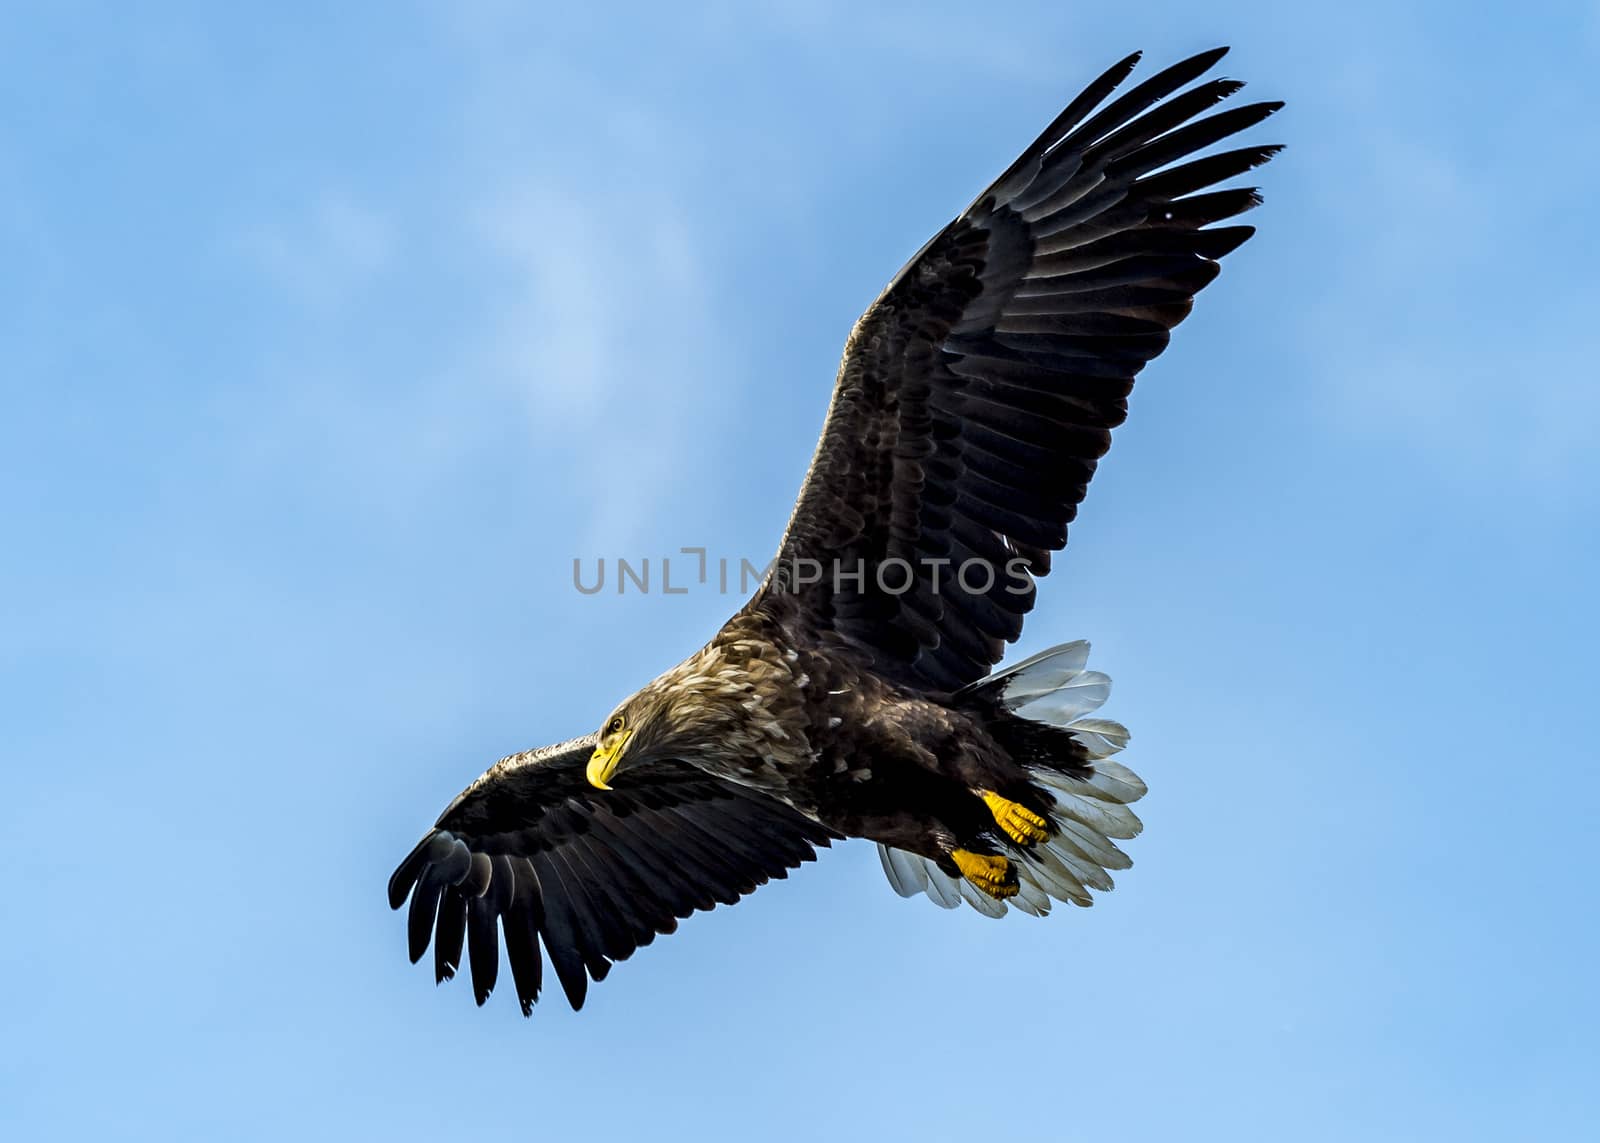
[389,46,1280,1015]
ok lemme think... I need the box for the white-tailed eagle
[390,46,1281,1014]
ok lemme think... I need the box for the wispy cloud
[1299,57,1600,501]
[232,192,396,313]
[215,12,733,545]
[463,175,724,551]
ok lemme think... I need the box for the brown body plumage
[388,47,1280,1014]
[600,599,1059,868]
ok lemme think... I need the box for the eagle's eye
[605,715,625,736]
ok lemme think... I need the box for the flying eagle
[389,47,1280,1014]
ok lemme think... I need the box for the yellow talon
[981,791,1050,846]
[951,849,1018,899]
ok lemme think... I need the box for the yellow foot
[981,791,1050,846]
[950,849,1018,899]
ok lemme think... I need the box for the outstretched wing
[387,737,837,1015]
[754,47,1281,691]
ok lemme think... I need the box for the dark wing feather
[433,885,466,983]
[387,737,837,1015]
[755,47,1281,690]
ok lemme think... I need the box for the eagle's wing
[753,47,1281,690]
[387,736,837,1014]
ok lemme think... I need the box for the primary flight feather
[389,46,1281,1014]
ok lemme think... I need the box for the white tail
[876,641,1147,917]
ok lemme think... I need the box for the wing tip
[388,829,435,910]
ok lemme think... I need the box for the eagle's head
[585,645,805,789]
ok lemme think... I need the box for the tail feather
[876,844,930,898]
[1041,777,1142,840]
[1027,843,1096,904]
[1050,815,1134,872]
[1009,875,1053,917]
[1066,718,1133,760]
[876,640,1147,917]
[921,865,963,909]
[1075,758,1147,803]
[1011,670,1112,724]
[981,640,1091,698]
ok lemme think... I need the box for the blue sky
[4,2,1598,1139]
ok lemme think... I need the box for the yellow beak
[586,732,630,791]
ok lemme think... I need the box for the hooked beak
[586,732,630,791]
